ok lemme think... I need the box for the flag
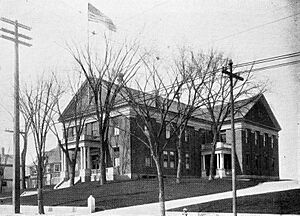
[88,3,116,32]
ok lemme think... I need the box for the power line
[213,10,300,43]
[234,51,300,68]
[144,51,300,95]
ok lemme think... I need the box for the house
[57,81,280,185]
[0,147,29,192]
[28,146,61,188]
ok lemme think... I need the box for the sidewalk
[93,180,300,216]
[0,180,299,216]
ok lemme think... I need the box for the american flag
[88,3,116,32]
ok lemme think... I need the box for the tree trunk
[21,134,28,190]
[0,175,2,193]
[176,131,183,184]
[37,160,44,214]
[153,156,166,216]
[98,143,106,185]
[69,161,76,186]
[208,133,218,181]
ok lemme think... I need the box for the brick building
[57,82,280,185]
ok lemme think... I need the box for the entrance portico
[60,140,100,183]
[201,142,231,178]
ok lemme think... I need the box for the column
[220,153,224,169]
[202,155,206,170]
[83,147,87,169]
[60,149,68,180]
[87,147,91,169]
[219,153,225,179]
[202,155,206,177]
[64,151,68,171]
[217,154,220,169]
[80,147,83,170]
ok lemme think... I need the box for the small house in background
[0,147,29,193]
[28,146,61,188]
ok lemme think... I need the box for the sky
[0,0,299,179]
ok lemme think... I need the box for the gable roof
[61,79,281,131]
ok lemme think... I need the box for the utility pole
[0,17,32,214]
[222,59,244,216]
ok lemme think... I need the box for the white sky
[0,0,299,179]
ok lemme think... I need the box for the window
[166,125,170,139]
[86,123,92,136]
[271,158,275,171]
[114,127,120,136]
[169,151,175,168]
[255,131,259,145]
[264,156,268,169]
[255,155,259,169]
[246,153,250,168]
[271,135,274,148]
[185,153,190,170]
[163,151,168,168]
[54,164,60,172]
[145,157,151,167]
[220,130,226,143]
[92,122,99,136]
[67,127,74,137]
[263,133,267,147]
[245,130,248,144]
[184,130,188,142]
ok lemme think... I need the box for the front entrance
[202,153,232,178]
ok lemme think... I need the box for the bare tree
[68,39,142,185]
[172,49,211,183]
[190,50,264,180]
[19,103,32,190]
[21,77,62,214]
[121,57,187,216]
[50,75,91,186]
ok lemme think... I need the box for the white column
[80,147,83,170]
[202,155,206,170]
[87,147,91,169]
[64,151,68,171]
[83,147,87,169]
[220,153,224,169]
[217,153,220,169]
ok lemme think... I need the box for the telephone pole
[222,59,244,216]
[0,17,32,214]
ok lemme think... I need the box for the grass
[0,178,259,210]
[169,188,300,214]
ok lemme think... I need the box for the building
[200,95,281,179]
[28,146,61,188]
[57,82,280,185]
[0,147,29,192]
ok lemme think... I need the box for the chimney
[1,147,4,156]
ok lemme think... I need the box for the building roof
[61,79,281,131]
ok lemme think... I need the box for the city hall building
[56,82,280,187]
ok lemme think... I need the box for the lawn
[0,178,259,210]
[169,188,300,214]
